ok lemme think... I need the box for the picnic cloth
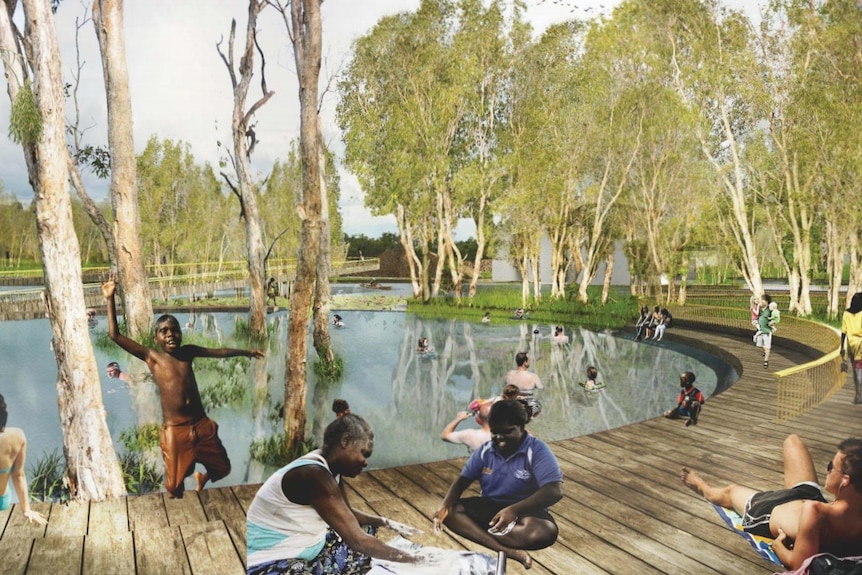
[367,537,497,575]
[713,504,782,565]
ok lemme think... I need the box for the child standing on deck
[102,279,264,498]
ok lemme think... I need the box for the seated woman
[432,400,563,568]
[634,305,651,341]
[247,414,422,574]
[0,394,47,524]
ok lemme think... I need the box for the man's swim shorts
[742,481,826,538]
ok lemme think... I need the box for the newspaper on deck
[367,536,498,575]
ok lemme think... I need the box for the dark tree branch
[219,170,245,221]
[215,19,238,89]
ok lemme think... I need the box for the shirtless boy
[504,352,543,396]
[681,434,862,569]
[103,279,264,498]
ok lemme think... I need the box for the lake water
[0,294,735,500]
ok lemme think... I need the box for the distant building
[492,235,632,286]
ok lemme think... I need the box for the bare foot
[195,471,209,492]
[508,550,532,569]
[680,467,707,496]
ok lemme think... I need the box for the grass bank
[407,285,639,330]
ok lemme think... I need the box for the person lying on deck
[432,399,563,569]
[680,434,862,570]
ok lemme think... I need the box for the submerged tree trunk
[92,0,153,340]
[312,131,333,363]
[0,0,124,500]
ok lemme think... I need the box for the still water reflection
[0,308,735,497]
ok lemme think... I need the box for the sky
[0,0,762,238]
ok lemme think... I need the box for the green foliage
[119,423,161,452]
[409,286,638,330]
[28,449,71,503]
[197,355,250,410]
[312,354,344,382]
[249,434,317,468]
[343,233,401,258]
[8,83,43,146]
[118,424,162,494]
[119,451,162,495]
[74,145,112,179]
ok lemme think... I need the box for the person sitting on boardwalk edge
[247,414,424,573]
[103,278,264,498]
[680,434,862,569]
[433,399,563,568]
[664,371,704,426]
[0,394,47,524]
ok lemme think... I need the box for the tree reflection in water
[2,310,731,489]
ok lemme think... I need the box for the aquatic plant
[250,433,317,467]
[28,449,70,503]
[119,423,161,452]
[119,451,162,495]
[313,354,344,382]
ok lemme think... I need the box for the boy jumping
[103,279,264,497]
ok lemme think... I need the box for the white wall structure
[492,235,632,286]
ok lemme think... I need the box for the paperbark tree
[269,0,325,451]
[0,0,124,500]
[217,0,274,339]
[666,0,766,297]
[92,0,153,340]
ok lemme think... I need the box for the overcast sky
[0,0,762,238]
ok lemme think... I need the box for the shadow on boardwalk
[1,325,855,575]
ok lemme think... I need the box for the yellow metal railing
[667,303,843,422]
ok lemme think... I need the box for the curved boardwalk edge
[0,323,855,575]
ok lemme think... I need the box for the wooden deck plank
[231,483,259,514]
[4,501,50,540]
[181,520,245,575]
[44,500,89,538]
[86,496,129,536]
[83,531,135,574]
[164,491,207,527]
[28,535,84,575]
[134,525,192,575]
[8,321,860,574]
[0,534,33,575]
[128,492,169,532]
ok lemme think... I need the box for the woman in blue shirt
[433,399,563,569]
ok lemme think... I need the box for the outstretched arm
[102,279,150,361]
[186,346,264,359]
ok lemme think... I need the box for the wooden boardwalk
[1,325,855,575]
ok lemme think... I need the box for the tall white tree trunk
[0,0,124,500]
[92,0,153,340]
[217,1,274,340]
